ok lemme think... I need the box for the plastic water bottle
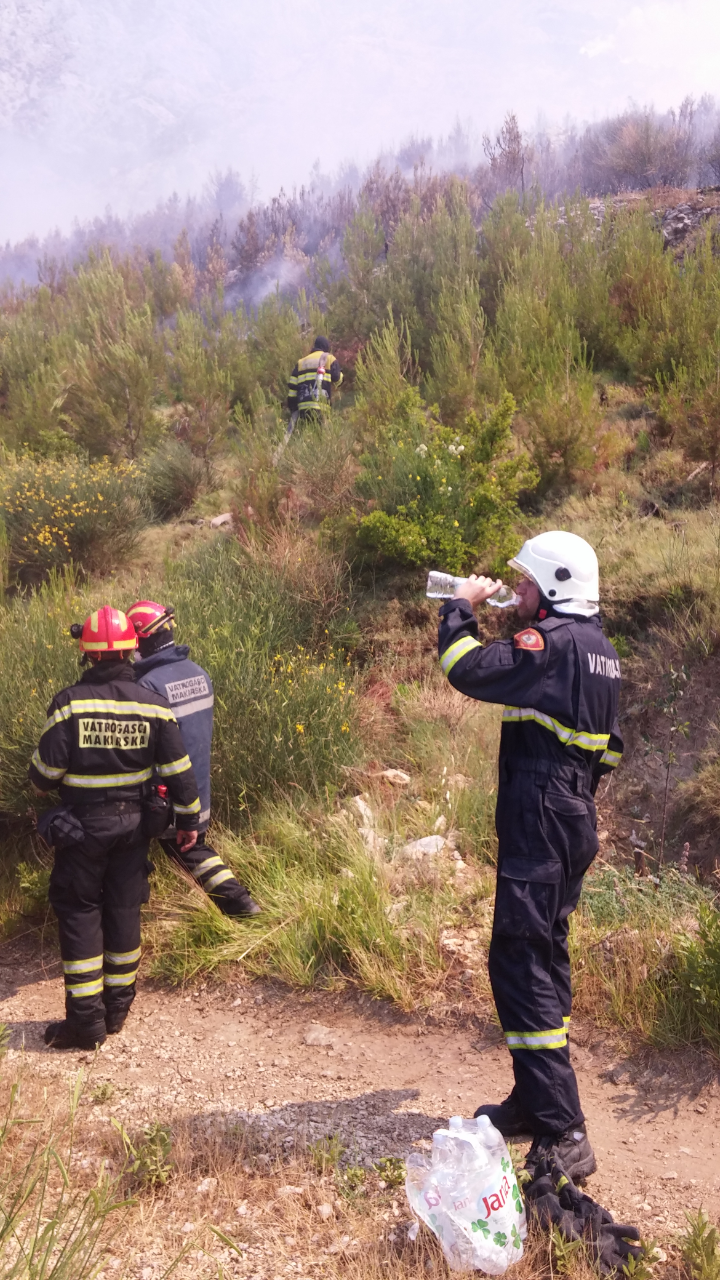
[473,1114,507,1155]
[426,570,520,607]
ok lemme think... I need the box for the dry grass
[0,1060,618,1280]
[278,417,358,520]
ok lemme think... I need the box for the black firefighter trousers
[160,831,252,915]
[488,759,599,1136]
[48,802,151,1037]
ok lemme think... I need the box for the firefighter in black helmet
[287,336,342,424]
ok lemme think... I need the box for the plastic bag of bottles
[405,1115,526,1274]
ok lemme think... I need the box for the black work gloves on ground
[524,1155,644,1276]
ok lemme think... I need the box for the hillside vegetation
[3,183,720,1059]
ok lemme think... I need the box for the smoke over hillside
[4,98,720,302]
[4,0,720,248]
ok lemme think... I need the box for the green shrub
[523,368,608,492]
[141,440,209,520]
[113,1119,174,1188]
[355,384,537,573]
[52,255,166,459]
[656,341,720,492]
[323,209,387,346]
[166,308,233,474]
[353,314,420,438]
[16,859,51,912]
[682,1210,720,1280]
[476,192,533,324]
[425,277,487,426]
[327,181,482,372]
[279,414,356,520]
[382,180,480,368]
[573,866,720,1048]
[0,457,146,583]
[162,532,361,820]
[677,907,720,1054]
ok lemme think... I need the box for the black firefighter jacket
[29,660,201,824]
[437,600,623,787]
[287,350,342,413]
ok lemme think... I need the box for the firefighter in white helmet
[437,531,623,1183]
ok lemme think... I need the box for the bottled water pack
[405,1115,526,1274]
[426,571,519,607]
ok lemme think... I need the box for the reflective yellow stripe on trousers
[63,955,103,975]
[504,1026,568,1050]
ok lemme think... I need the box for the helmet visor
[506,557,541,592]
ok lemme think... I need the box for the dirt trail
[1,937,719,1243]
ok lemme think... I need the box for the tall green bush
[523,365,607,492]
[425,277,487,426]
[322,208,387,346]
[55,304,164,460]
[677,907,720,1054]
[167,309,233,474]
[165,535,360,820]
[353,314,419,436]
[141,440,209,520]
[476,191,533,323]
[356,358,536,574]
[656,340,720,491]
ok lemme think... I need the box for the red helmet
[76,607,137,656]
[126,599,175,638]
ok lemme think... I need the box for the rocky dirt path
[1,936,719,1247]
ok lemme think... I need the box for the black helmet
[313,335,331,352]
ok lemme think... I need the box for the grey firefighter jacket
[133,644,213,829]
[29,661,201,824]
[437,600,623,786]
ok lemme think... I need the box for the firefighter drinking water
[29,606,201,1050]
[437,531,623,1182]
[127,599,260,917]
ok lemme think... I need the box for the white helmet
[508,531,599,616]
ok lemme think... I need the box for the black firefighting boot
[474,1089,533,1136]
[525,1122,597,1183]
[222,888,261,918]
[104,1009,128,1035]
[44,1019,106,1050]
[103,989,134,1035]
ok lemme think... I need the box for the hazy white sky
[2,0,720,242]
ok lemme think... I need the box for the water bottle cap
[476,1115,492,1130]
[448,1115,463,1130]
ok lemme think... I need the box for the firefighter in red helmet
[127,599,260,916]
[30,606,201,1050]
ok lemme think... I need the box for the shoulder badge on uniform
[513,628,545,651]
